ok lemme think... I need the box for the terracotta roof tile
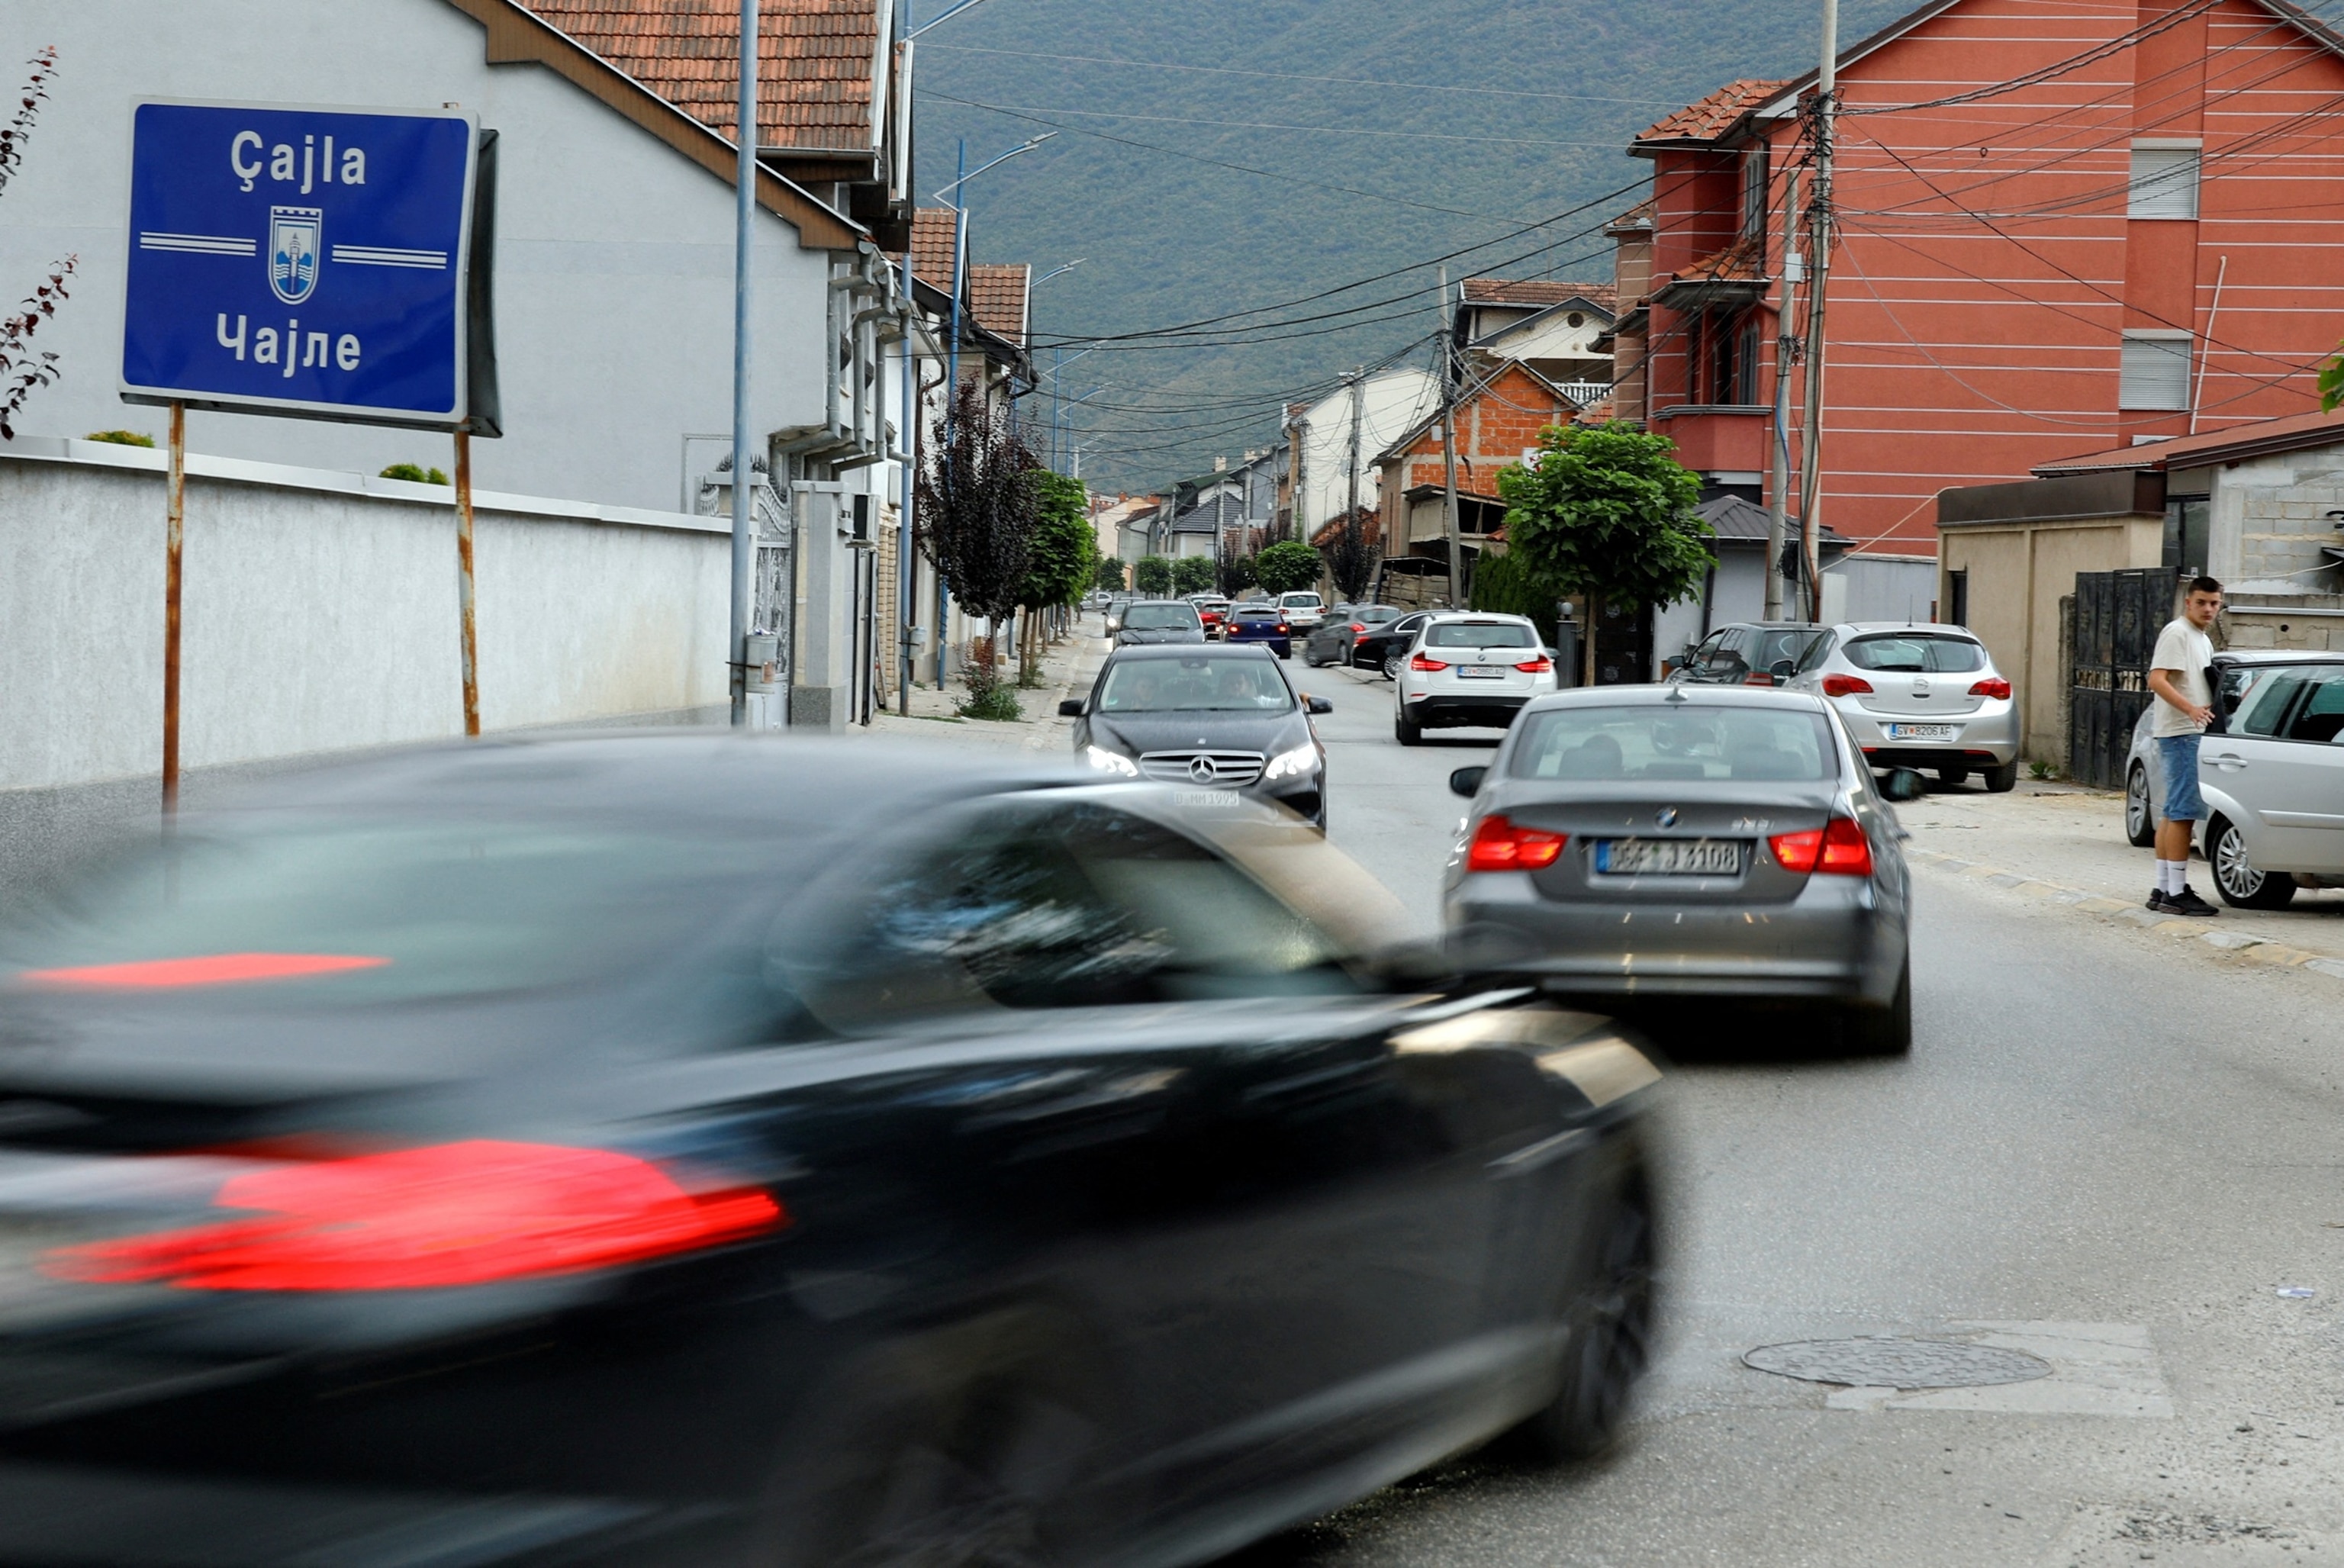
[906,205,957,282]
[967,262,1029,342]
[522,0,883,151]
[1462,278,1618,311]
[1679,235,1766,284]
[1634,79,1789,146]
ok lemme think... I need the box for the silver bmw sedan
[1441,685,1914,1054]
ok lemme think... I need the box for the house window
[1702,308,1757,404]
[2128,145,2200,220]
[1740,145,1770,240]
[2120,331,2193,410]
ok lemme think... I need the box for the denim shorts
[2156,733,2206,822]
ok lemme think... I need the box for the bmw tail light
[1410,654,1448,672]
[1768,817,1873,877]
[1467,815,1566,872]
[1515,656,1554,673]
[1969,677,2011,700]
[1821,674,1873,697]
[43,1141,784,1292]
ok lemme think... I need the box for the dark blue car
[1224,604,1293,658]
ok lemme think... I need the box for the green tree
[1171,555,1215,595]
[2323,346,2344,412]
[1093,554,1127,591]
[1016,472,1094,682]
[1219,546,1257,594]
[1498,422,1711,684]
[1254,539,1321,595]
[1133,555,1173,595]
[1468,547,1562,646]
[917,380,1040,717]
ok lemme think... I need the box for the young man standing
[2144,575,2223,916]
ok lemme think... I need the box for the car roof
[1519,684,1831,714]
[1832,622,1979,636]
[1105,642,1278,661]
[2216,648,2344,664]
[1712,620,1821,632]
[1422,611,1537,624]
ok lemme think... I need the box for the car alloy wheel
[1517,1167,1655,1462]
[2123,765,2156,848]
[2210,815,2296,909]
[1382,651,1403,681]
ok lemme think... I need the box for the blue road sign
[121,101,479,430]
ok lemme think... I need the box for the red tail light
[1277,623,1289,633]
[1743,671,1776,687]
[1821,674,1874,697]
[43,1141,784,1292]
[1467,814,1566,872]
[1348,622,1367,634]
[1767,817,1874,877]
[1410,653,1449,672]
[20,953,390,990]
[1969,677,2011,700]
[1515,656,1554,673]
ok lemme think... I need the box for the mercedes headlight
[1262,741,1319,782]
[1083,745,1139,777]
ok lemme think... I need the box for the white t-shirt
[2149,619,2214,738]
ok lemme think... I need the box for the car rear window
[1232,607,1281,622]
[1843,633,1985,673]
[1355,606,1399,625]
[1279,594,1321,607]
[1426,620,1538,649]
[1124,604,1203,629]
[1511,706,1840,782]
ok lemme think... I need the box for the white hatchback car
[1783,623,2021,791]
[1277,591,1325,633]
[1393,613,1560,745]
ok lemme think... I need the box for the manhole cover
[1743,1338,2053,1390]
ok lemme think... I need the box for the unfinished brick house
[1372,361,1580,600]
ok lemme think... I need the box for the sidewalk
[861,619,1108,758]
[1898,780,2344,980]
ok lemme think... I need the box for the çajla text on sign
[216,314,360,376]
[230,130,365,195]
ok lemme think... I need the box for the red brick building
[1373,361,1580,591]
[1609,0,2344,552]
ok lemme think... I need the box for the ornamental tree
[917,380,1039,700]
[1133,555,1173,595]
[0,48,76,441]
[1497,421,1711,684]
[1016,471,1095,678]
[1170,555,1215,596]
[1254,539,1321,595]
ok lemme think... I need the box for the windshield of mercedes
[1096,657,1296,713]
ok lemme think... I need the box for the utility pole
[1766,168,1800,623]
[728,0,758,725]
[1345,370,1364,590]
[1796,0,1840,623]
[1438,266,1464,610]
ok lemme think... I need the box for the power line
[917,100,1652,150]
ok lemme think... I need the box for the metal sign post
[121,99,497,800]
[454,430,480,736]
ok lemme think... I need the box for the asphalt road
[1235,659,2344,1567]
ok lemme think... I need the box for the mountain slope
[911,0,1919,488]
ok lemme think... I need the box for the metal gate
[2069,566,2173,788]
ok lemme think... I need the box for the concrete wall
[2222,595,2344,652]
[2191,452,2344,594]
[0,0,834,516]
[1,441,726,793]
[1940,517,2163,763]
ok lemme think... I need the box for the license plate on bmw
[1456,666,1505,680]
[1886,723,1956,741]
[1595,839,1742,876]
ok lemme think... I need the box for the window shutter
[2119,333,2192,411]
[2128,146,2199,220]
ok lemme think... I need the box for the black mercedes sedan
[1114,600,1207,646]
[1063,645,1331,829]
[0,737,1663,1567]
[1351,609,1438,679]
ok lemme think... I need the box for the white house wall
[0,0,833,514]
[1290,369,1438,536]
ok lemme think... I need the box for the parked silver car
[1784,623,2020,790]
[2123,649,2344,908]
[1442,686,1914,1054]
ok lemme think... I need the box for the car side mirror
[1449,765,1488,798]
[1058,699,1083,717]
[1880,767,1927,802]
[1769,659,1797,684]
[1304,695,1334,715]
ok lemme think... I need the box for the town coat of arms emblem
[268,206,322,305]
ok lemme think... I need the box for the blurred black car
[1670,623,1824,687]
[1116,600,1207,646]
[0,737,1663,1567]
[1350,610,1438,679]
[1064,645,1328,827]
[1302,604,1402,668]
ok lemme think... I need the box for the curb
[1906,847,2344,987]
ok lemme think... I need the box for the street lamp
[1030,259,1089,471]
[904,0,994,41]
